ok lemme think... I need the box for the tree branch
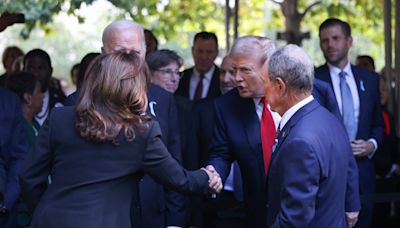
[271,0,283,6]
[300,1,322,18]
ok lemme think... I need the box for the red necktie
[382,111,391,136]
[194,74,204,101]
[260,97,276,175]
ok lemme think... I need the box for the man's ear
[276,77,286,94]
[347,36,353,48]
[23,93,32,106]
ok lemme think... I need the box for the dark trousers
[202,190,246,228]
[372,177,400,228]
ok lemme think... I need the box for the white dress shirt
[279,96,314,132]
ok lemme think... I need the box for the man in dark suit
[101,20,186,228]
[205,36,281,228]
[0,87,28,228]
[315,18,384,228]
[23,49,66,126]
[192,55,246,228]
[175,32,221,101]
[264,44,360,228]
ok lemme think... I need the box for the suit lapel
[180,68,193,98]
[317,64,334,89]
[206,66,221,98]
[351,65,366,137]
[240,98,262,156]
[271,100,320,163]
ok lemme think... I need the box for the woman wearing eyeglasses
[146,49,197,168]
[146,50,204,226]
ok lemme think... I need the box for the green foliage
[268,0,386,68]
[0,0,390,80]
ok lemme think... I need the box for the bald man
[65,20,186,228]
[102,20,185,228]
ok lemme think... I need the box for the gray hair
[102,20,146,51]
[230,35,276,65]
[268,44,314,92]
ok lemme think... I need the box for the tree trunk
[281,0,303,45]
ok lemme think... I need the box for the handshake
[202,165,223,195]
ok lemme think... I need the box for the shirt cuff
[385,164,397,178]
[367,138,378,159]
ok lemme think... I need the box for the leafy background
[0,0,390,93]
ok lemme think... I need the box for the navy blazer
[63,84,185,227]
[193,98,216,167]
[141,84,185,227]
[19,107,208,228]
[267,100,360,228]
[0,87,28,212]
[312,78,341,119]
[175,66,221,100]
[63,90,79,106]
[315,64,384,194]
[206,88,267,228]
[174,95,198,170]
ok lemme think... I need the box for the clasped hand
[351,140,374,158]
[201,165,223,194]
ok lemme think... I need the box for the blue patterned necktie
[339,71,357,139]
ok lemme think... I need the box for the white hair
[268,44,314,92]
[230,35,276,65]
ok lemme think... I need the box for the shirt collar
[194,65,215,80]
[327,61,352,78]
[253,97,262,106]
[279,95,314,131]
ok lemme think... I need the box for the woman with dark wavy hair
[19,52,221,228]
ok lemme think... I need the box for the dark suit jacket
[267,100,359,228]
[0,87,28,212]
[63,85,186,227]
[48,78,66,109]
[191,98,216,169]
[141,84,185,227]
[312,78,341,119]
[63,90,79,106]
[315,64,384,195]
[174,95,197,170]
[19,106,208,228]
[175,66,221,100]
[206,88,267,228]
